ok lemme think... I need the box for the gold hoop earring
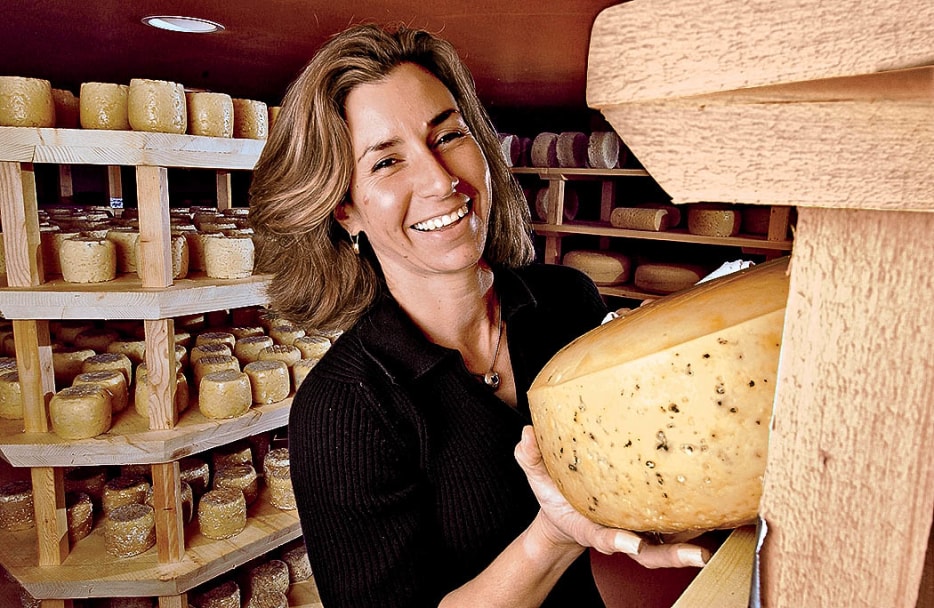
[350,232,360,255]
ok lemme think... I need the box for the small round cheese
[562,250,632,286]
[609,207,672,232]
[101,475,150,515]
[199,369,251,419]
[203,234,254,279]
[104,503,156,558]
[556,131,589,168]
[232,98,268,139]
[82,352,133,389]
[66,491,94,545]
[186,91,234,138]
[257,344,301,368]
[105,228,140,273]
[198,488,247,540]
[50,384,112,440]
[108,339,147,365]
[0,480,35,531]
[0,76,55,127]
[52,347,97,386]
[52,88,80,128]
[243,590,289,608]
[634,263,706,295]
[192,579,241,608]
[211,441,253,470]
[687,204,741,237]
[244,360,290,404]
[64,466,108,508]
[229,325,264,340]
[234,335,275,365]
[73,369,129,413]
[291,358,319,389]
[293,334,330,360]
[246,558,291,596]
[280,542,313,582]
[79,82,130,130]
[73,327,121,353]
[127,78,186,134]
[263,448,295,511]
[134,232,189,279]
[213,463,259,506]
[190,342,232,368]
[530,132,559,167]
[588,131,624,169]
[59,236,116,283]
[0,371,24,420]
[194,354,240,388]
[179,456,211,498]
[268,323,305,346]
[195,331,237,351]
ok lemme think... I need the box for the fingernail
[614,533,643,555]
[677,546,710,568]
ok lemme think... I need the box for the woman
[249,24,706,608]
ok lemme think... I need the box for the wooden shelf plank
[531,221,793,251]
[597,284,659,301]
[0,398,291,468]
[511,167,649,179]
[0,127,264,170]
[0,273,271,320]
[0,486,300,599]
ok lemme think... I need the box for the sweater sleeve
[288,368,442,608]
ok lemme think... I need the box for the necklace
[478,302,503,390]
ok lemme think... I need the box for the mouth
[411,201,471,232]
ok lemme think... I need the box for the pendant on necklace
[483,371,501,390]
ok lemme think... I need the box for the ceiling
[1,0,623,116]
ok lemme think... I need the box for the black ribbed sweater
[288,263,609,607]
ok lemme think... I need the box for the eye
[371,156,399,172]
[434,128,468,148]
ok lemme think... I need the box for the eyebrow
[355,108,462,164]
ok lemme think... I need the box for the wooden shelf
[597,284,660,301]
[0,397,291,468]
[531,221,793,251]
[288,579,324,608]
[0,486,300,600]
[511,167,650,179]
[0,126,264,170]
[0,272,271,320]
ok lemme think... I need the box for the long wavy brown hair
[249,23,535,332]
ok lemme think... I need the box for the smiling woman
[248,23,707,608]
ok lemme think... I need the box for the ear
[333,198,359,234]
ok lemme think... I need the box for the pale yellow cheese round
[60,236,117,283]
[269,323,305,346]
[234,335,274,365]
[293,334,330,360]
[562,250,632,286]
[52,88,80,128]
[232,98,268,139]
[195,330,237,350]
[257,344,301,368]
[213,462,259,506]
[73,369,129,413]
[687,204,741,237]
[104,503,156,558]
[127,78,186,134]
[528,258,790,534]
[198,487,247,540]
[198,369,251,419]
[263,448,295,511]
[203,234,254,279]
[609,207,671,232]
[0,480,35,531]
[65,491,94,545]
[634,262,706,295]
[194,354,240,388]
[79,82,130,130]
[0,371,24,419]
[50,383,111,439]
[244,359,290,404]
[229,325,264,340]
[82,352,133,388]
[108,339,147,365]
[105,228,139,272]
[186,91,233,137]
[291,358,319,389]
[0,76,55,127]
[101,475,150,515]
[73,327,121,353]
[190,342,232,368]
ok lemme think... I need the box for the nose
[414,146,458,199]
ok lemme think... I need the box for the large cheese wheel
[79,82,130,130]
[203,234,254,279]
[687,204,741,237]
[50,384,112,440]
[528,257,790,534]
[634,262,706,295]
[186,91,234,137]
[60,236,117,283]
[127,78,186,134]
[243,360,290,404]
[562,250,632,286]
[0,76,55,127]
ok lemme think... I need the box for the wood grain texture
[0,161,44,286]
[152,461,185,563]
[136,166,173,290]
[587,0,934,105]
[672,526,755,608]
[760,207,934,607]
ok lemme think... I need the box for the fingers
[630,543,710,569]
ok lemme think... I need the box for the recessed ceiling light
[141,15,225,34]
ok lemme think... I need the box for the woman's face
[337,62,492,285]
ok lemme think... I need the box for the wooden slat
[531,222,793,250]
[0,161,44,287]
[136,166,172,290]
[107,165,123,209]
[760,207,934,607]
[0,127,263,170]
[30,466,68,567]
[216,170,232,211]
[144,319,177,430]
[152,461,185,563]
[672,526,755,608]
[587,0,934,105]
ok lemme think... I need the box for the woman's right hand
[514,425,709,569]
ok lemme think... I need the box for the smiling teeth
[412,203,469,232]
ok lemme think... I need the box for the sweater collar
[355,266,536,383]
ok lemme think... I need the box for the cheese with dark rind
[528,258,790,534]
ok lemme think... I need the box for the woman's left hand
[515,425,709,569]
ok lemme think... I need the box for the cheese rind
[0,481,35,531]
[244,360,290,404]
[79,82,130,130]
[198,487,247,540]
[233,98,269,139]
[0,371,24,420]
[187,91,234,137]
[562,250,632,286]
[610,207,671,232]
[634,262,706,295]
[49,384,112,440]
[203,234,254,279]
[60,237,116,283]
[73,369,129,413]
[103,503,156,558]
[528,258,790,534]
[0,76,55,127]
[127,78,187,134]
[198,369,252,419]
[687,204,741,237]
[530,132,559,167]
[213,463,259,506]
[556,131,589,168]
